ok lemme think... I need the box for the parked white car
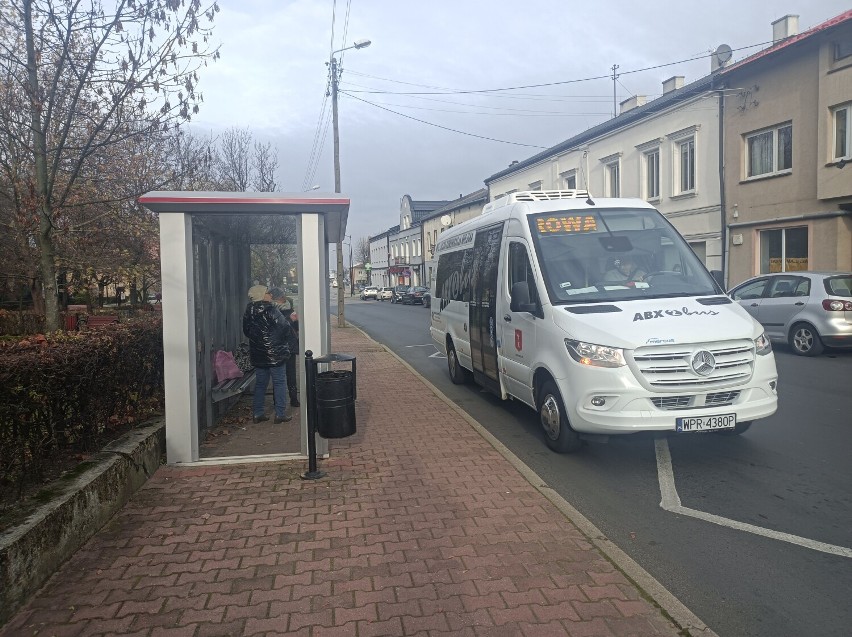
[359,286,379,300]
[378,287,394,301]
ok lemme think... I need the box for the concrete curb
[0,420,165,626]
[348,323,719,637]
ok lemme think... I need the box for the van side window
[509,242,540,306]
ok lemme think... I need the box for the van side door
[499,240,541,408]
[469,224,504,394]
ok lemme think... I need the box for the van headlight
[565,339,627,368]
[754,332,772,355]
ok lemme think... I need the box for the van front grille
[632,341,754,391]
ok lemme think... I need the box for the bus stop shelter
[139,191,350,465]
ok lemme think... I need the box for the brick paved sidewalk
[1,325,695,637]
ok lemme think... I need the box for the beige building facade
[722,13,852,287]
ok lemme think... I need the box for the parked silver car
[728,272,852,356]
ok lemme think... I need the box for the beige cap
[247,285,268,302]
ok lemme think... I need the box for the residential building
[720,12,852,286]
[421,189,488,290]
[368,228,393,288]
[485,72,725,272]
[388,195,449,286]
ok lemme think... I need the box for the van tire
[447,341,470,385]
[538,381,582,453]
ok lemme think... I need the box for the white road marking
[405,344,438,347]
[429,352,447,359]
[655,437,852,559]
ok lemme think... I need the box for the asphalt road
[341,296,852,637]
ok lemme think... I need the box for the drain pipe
[717,79,728,289]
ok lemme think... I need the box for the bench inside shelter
[211,369,255,403]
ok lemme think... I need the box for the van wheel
[538,381,582,453]
[447,341,469,385]
[718,421,752,435]
[789,323,824,356]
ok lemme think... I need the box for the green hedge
[0,320,164,506]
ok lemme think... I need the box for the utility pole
[611,64,620,118]
[329,39,371,327]
[331,55,345,327]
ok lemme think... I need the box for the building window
[689,241,707,264]
[528,180,543,191]
[833,103,851,160]
[759,226,808,273]
[677,138,695,193]
[644,149,660,200]
[606,161,620,197]
[561,171,577,189]
[746,123,792,178]
[835,40,852,61]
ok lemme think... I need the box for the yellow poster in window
[785,258,809,271]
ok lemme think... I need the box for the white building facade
[486,74,724,271]
[369,229,392,288]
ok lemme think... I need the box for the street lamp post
[331,38,371,327]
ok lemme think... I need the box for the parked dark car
[390,284,409,304]
[402,286,428,305]
[423,291,431,308]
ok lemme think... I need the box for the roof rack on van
[483,189,592,214]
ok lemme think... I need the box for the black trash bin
[307,353,357,439]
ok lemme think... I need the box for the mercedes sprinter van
[430,190,778,452]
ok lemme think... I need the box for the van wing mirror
[710,270,725,289]
[510,281,537,313]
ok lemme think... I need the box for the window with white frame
[605,161,620,197]
[561,170,577,190]
[746,123,792,178]
[833,103,851,160]
[759,226,808,273]
[677,138,695,193]
[644,149,660,200]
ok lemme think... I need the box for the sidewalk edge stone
[0,420,165,626]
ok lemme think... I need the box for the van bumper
[558,367,779,435]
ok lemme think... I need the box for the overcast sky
[189,1,850,264]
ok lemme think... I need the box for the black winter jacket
[242,301,291,367]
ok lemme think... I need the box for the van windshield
[527,208,719,304]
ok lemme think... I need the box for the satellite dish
[440,214,452,226]
[715,44,733,63]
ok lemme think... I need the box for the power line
[343,40,775,97]
[338,90,549,149]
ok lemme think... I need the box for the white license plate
[676,413,736,432]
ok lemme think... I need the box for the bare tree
[355,237,371,265]
[252,140,278,192]
[216,127,251,191]
[0,0,220,331]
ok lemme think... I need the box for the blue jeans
[253,364,287,418]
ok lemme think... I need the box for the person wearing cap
[269,287,300,408]
[242,285,293,423]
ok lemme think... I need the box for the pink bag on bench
[213,350,244,384]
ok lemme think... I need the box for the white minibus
[430,190,778,452]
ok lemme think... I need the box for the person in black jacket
[269,287,300,407]
[242,285,293,423]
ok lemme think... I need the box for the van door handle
[794,301,804,306]
[749,303,759,307]
[503,314,512,322]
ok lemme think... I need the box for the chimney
[619,95,647,114]
[772,14,799,43]
[662,76,684,94]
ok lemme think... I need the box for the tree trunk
[25,0,60,332]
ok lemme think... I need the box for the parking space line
[655,438,852,559]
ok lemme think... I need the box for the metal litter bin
[307,353,357,439]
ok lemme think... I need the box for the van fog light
[591,396,606,407]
